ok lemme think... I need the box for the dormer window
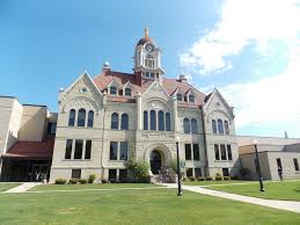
[125,88,131,96]
[184,95,188,102]
[177,93,182,101]
[189,95,195,103]
[110,86,117,95]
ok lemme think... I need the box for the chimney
[178,74,188,83]
[102,61,111,74]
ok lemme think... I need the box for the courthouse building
[0,29,299,182]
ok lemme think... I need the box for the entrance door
[150,150,162,175]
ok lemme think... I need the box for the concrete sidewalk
[164,183,300,214]
[4,182,41,193]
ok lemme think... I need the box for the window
[293,158,299,171]
[121,113,129,130]
[109,142,118,160]
[183,118,190,134]
[110,86,117,95]
[276,158,282,169]
[74,139,83,159]
[184,95,187,102]
[111,113,119,129]
[125,88,131,96]
[195,168,202,177]
[186,168,193,177]
[185,144,192,160]
[85,140,92,160]
[189,95,195,103]
[150,110,156,130]
[191,119,198,134]
[72,169,81,179]
[214,144,220,160]
[217,119,224,134]
[193,144,200,161]
[68,109,76,127]
[87,110,94,128]
[119,169,128,182]
[166,112,171,131]
[177,93,182,101]
[146,72,150,78]
[220,144,227,160]
[158,111,164,131]
[77,108,86,127]
[118,89,123,96]
[212,120,217,134]
[224,120,229,135]
[222,168,229,176]
[151,73,155,79]
[108,169,117,181]
[65,139,72,159]
[227,145,232,160]
[120,142,128,160]
[143,111,148,130]
[47,122,56,135]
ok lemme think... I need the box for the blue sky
[1,0,300,138]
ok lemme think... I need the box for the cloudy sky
[1,0,300,137]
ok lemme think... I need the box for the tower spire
[144,27,149,40]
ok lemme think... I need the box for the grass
[31,183,158,191]
[1,185,300,225]
[0,183,21,192]
[208,180,300,201]
[183,180,252,186]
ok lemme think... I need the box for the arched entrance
[150,150,162,175]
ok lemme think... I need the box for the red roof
[3,137,54,159]
[93,70,206,106]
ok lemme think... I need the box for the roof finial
[144,26,149,40]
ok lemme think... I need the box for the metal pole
[176,142,182,196]
[254,144,264,192]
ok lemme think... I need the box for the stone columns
[172,96,178,132]
[136,92,142,130]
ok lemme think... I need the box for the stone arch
[61,96,100,114]
[206,109,232,124]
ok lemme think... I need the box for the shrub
[182,177,187,182]
[79,179,88,184]
[206,176,213,181]
[240,168,251,178]
[126,160,150,183]
[188,177,195,182]
[101,179,108,184]
[231,176,239,180]
[55,178,67,184]
[196,176,206,181]
[215,175,223,181]
[69,178,79,184]
[88,174,96,184]
[224,176,231,181]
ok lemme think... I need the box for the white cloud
[180,0,300,74]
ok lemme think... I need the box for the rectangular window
[220,144,227,160]
[119,169,128,182]
[222,168,229,176]
[276,158,282,169]
[293,158,299,171]
[214,144,220,160]
[185,144,192,160]
[65,139,72,159]
[74,139,83,159]
[109,142,118,160]
[108,169,117,181]
[195,168,202,177]
[85,140,92,160]
[186,168,193,177]
[71,169,81,179]
[120,142,128,160]
[193,144,200,161]
[227,144,232,160]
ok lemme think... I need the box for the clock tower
[134,28,165,84]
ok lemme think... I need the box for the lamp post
[176,138,182,196]
[253,139,264,192]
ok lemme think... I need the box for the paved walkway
[164,183,300,214]
[4,182,41,193]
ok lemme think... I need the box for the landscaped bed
[183,180,252,186]
[1,186,300,225]
[207,180,300,201]
[0,183,21,192]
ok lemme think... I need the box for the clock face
[145,44,154,52]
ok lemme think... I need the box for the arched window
[166,112,171,131]
[191,119,198,134]
[224,120,229,135]
[189,95,195,103]
[68,109,76,127]
[177,93,182,101]
[121,113,129,130]
[150,110,156,130]
[110,86,117,95]
[125,88,131,96]
[212,120,217,134]
[218,119,224,134]
[183,118,190,134]
[111,113,119,129]
[87,110,94,128]
[143,111,148,130]
[158,111,164,131]
[77,108,86,127]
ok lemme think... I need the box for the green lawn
[1,186,300,225]
[31,183,158,191]
[208,180,300,201]
[0,183,21,192]
[183,180,253,186]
